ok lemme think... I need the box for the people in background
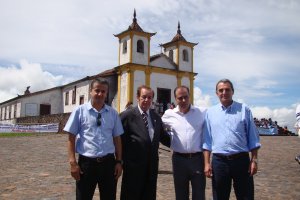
[124,101,133,110]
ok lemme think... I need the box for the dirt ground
[0,134,299,200]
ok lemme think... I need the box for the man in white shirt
[162,85,206,200]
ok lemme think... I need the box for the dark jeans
[212,154,254,200]
[172,153,206,200]
[76,154,116,200]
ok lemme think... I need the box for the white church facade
[0,10,198,123]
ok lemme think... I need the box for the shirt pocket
[101,117,114,132]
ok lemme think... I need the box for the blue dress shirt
[64,101,124,157]
[203,101,261,154]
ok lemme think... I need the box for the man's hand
[70,162,82,181]
[204,163,213,178]
[114,163,123,180]
[249,160,258,176]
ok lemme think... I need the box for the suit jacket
[120,106,170,200]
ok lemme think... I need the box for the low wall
[16,113,71,133]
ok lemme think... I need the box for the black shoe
[295,156,300,165]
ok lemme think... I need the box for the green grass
[0,132,55,137]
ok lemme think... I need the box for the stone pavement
[0,134,299,200]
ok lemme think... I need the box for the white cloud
[251,105,298,132]
[193,87,212,108]
[0,60,64,102]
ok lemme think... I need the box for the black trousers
[120,164,158,200]
[76,154,116,200]
[212,154,254,200]
[172,152,206,200]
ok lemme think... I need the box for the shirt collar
[137,104,150,116]
[87,101,109,113]
[220,101,235,111]
[174,104,194,114]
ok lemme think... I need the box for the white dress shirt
[162,105,206,153]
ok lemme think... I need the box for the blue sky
[0,0,299,131]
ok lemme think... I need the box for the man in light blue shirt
[64,78,124,200]
[203,79,261,200]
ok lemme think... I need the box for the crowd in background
[254,117,294,135]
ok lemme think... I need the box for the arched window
[183,49,189,62]
[137,40,144,53]
[122,40,127,54]
[169,50,173,61]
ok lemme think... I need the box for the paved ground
[0,134,299,200]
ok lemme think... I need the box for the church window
[137,40,144,53]
[79,95,84,105]
[183,49,189,62]
[14,104,17,118]
[122,41,127,54]
[72,86,76,105]
[169,50,174,61]
[65,91,69,105]
[8,106,11,119]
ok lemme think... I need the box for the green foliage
[0,133,54,137]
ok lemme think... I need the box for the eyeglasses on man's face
[97,113,102,126]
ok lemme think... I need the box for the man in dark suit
[120,85,170,200]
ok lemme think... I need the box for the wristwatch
[115,160,124,165]
[251,158,258,164]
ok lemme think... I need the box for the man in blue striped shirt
[203,79,261,200]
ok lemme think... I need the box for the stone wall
[16,113,71,133]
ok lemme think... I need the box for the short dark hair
[137,85,154,98]
[90,78,109,91]
[216,79,234,92]
[174,85,190,98]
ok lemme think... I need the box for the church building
[0,10,198,123]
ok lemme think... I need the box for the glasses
[97,113,102,126]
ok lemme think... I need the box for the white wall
[150,73,177,103]
[63,80,90,113]
[119,36,130,65]
[164,46,177,64]
[0,101,20,120]
[178,45,192,72]
[132,70,145,107]
[150,56,175,70]
[19,89,62,117]
[181,76,190,88]
[132,35,148,65]
[120,72,128,112]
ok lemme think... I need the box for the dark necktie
[142,112,149,129]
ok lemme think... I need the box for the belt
[213,152,249,160]
[79,153,114,163]
[174,151,203,158]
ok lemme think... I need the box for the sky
[0,0,299,131]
